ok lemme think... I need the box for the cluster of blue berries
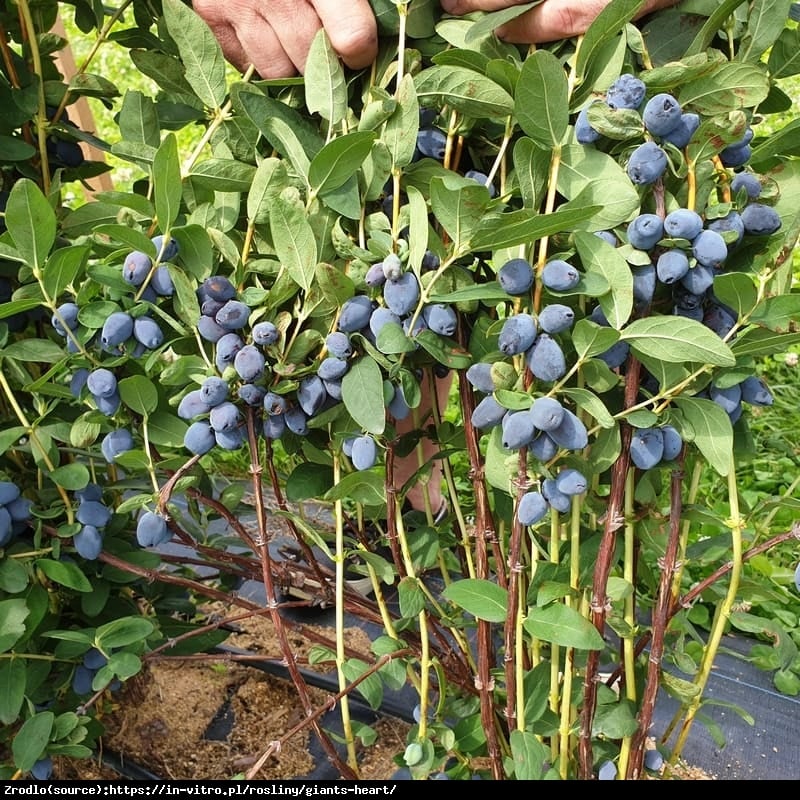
[0,480,33,547]
[73,484,113,560]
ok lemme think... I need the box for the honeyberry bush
[2,0,800,782]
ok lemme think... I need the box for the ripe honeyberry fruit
[644,749,665,772]
[83,649,108,671]
[0,480,20,505]
[123,251,152,286]
[692,229,727,268]
[71,664,94,695]
[661,112,700,149]
[740,375,773,405]
[626,141,668,185]
[200,377,229,407]
[605,74,646,110]
[251,320,278,346]
[318,356,349,381]
[598,761,617,781]
[719,129,753,167]
[598,340,630,369]
[133,316,164,349]
[215,333,244,371]
[95,391,121,416]
[416,127,447,160]
[529,430,559,461]
[548,409,588,451]
[575,105,600,144]
[704,304,737,338]
[184,421,216,455]
[52,302,80,336]
[74,525,103,560]
[660,425,683,461]
[388,385,411,420]
[680,263,715,295]
[76,500,112,528]
[541,260,580,292]
[632,264,657,308]
[201,275,237,302]
[529,396,565,431]
[526,334,566,382]
[325,331,352,359]
[369,306,402,338]
[136,510,169,547]
[384,272,421,317]
[76,484,103,503]
[542,478,571,513]
[150,266,175,296]
[285,406,309,435]
[238,384,265,406]
[741,203,782,235]
[501,411,536,451]
[465,169,497,197]
[101,311,134,349]
[498,313,538,356]
[517,491,548,525]
[298,375,327,416]
[263,392,288,416]
[710,382,742,414]
[365,261,387,287]
[471,395,507,430]
[555,468,588,496]
[197,315,227,343]
[497,258,534,295]
[731,172,762,199]
[70,368,89,398]
[215,299,251,330]
[351,435,378,470]
[466,363,496,393]
[339,295,374,332]
[210,402,240,433]
[151,234,179,262]
[87,368,117,398]
[263,413,286,440]
[538,304,575,334]
[630,427,665,470]
[6,495,32,523]
[178,389,211,420]
[656,250,690,284]
[423,303,458,336]
[627,213,664,250]
[234,344,266,382]
[216,428,245,450]
[664,208,703,241]
[30,758,54,781]
[101,429,134,463]
[642,93,682,137]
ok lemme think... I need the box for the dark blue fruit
[184,421,216,455]
[632,264,657,308]
[466,363,496,394]
[339,295,374,332]
[423,303,457,336]
[627,213,664,250]
[76,500,112,528]
[529,431,559,461]
[197,315,228,343]
[661,112,700,149]
[710,382,742,414]
[71,665,94,695]
[30,758,53,781]
[470,395,506,430]
[150,266,175,295]
[101,312,134,349]
[369,307,402,338]
[201,275,237,302]
[555,468,588,495]
[215,300,251,330]
[317,356,349,381]
[252,320,279,346]
[263,392,288,416]
[529,396,565,431]
[498,313,538,356]
[298,375,327,416]
[597,340,630,369]
[388,385,411,420]
[627,141,668,185]
[501,411,536,450]
[200,377,229,407]
[263,414,286,440]
[178,390,211,420]
[351,435,378,470]
[95,391,121,417]
[238,384,265,406]
[542,478,571,513]
[680,263,715,295]
[52,302,80,336]
[629,427,664,470]
[660,425,683,461]
[598,761,617,781]
[644,749,665,772]
[365,261,387,287]
[692,229,727,268]
[517,491,548,525]
[741,203,782,235]
[325,332,352,359]
[384,273,421,317]
[525,334,566,382]
[152,234,179,262]
[548,409,588,451]
[416,127,447,160]
[87,368,117,398]
[656,250,690,284]
[215,427,245,450]
[133,316,164,349]
[234,344,266,382]
[285,406,309,436]
[703,304,737,338]
[575,105,600,144]
[538,304,575,334]
[497,258,534,295]
[136,510,170,547]
[731,172,762,199]
[123,251,152,286]
[209,401,240,432]
[541,260,580,292]
[740,375,773,405]
[73,525,103,560]
[605,74,646,110]
[664,208,703,241]
[215,333,244,371]
[642,93,682,137]
[101,429,134,463]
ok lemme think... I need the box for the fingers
[313,0,379,70]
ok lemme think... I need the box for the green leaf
[3,339,66,363]
[270,194,317,292]
[324,471,385,506]
[49,463,90,491]
[731,328,800,357]
[286,463,334,502]
[576,0,644,83]
[382,74,419,169]
[0,658,26,725]
[309,132,376,196]
[397,576,427,618]
[118,375,158,416]
[0,599,31,653]
[593,699,639,739]
[36,559,92,593]
[96,617,155,650]
[147,411,188,448]
[414,66,514,118]
[736,0,793,63]
[189,158,256,192]
[5,178,56,272]
[712,272,757,320]
[305,29,347,126]
[679,62,770,115]
[620,316,736,366]
[509,730,547,781]
[0,135,35,161]
[153,134,182,231]
[162,0,227,109]
[515,50,568,147]
[441,578,508,623]
[523,604,605,650]
[430,175,489,252]
[575,231,633,329]
[572,319,620,360]
[12,711,54,772]
[93,225,155,257]
[118,89,162,148]
[342,658,384,711]
[750,293,800,332]
[0,558,29,594]
[341,356,386,436]
[415,330,473,369]
[561,387,615,429]
[674,397,733,476]
[246,158,287,225]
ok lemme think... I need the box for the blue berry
[692,229,727,268]
[661,112,700,149]
[741,203,781,235]
[605,75,646,110]
[136,511,170,547]
[497,258,534,295]
[538,304,575,334]
[201,275,237,302]
[627,213,664,250]
[627,141,668,185]
[629,427,664,470]
[285,406,309,436]
[152,234,179,262]
[501,411,536,450]
[101,429,134,463]
[252,320,280,346]
[133,316,164,349]
[215,300,251,330]
[209,401,240,433]
[184,421,216,455]
[73,525,103,560]
[470,395,506,430]
[517,491,548,525]
[656,250,690,284]
[466,363,496,393]
[575,105,600,144]
[731,172,762,199]
[555,468,588,495]
[642,93,682,137]
[351,435,378,470]
[122,251,152,286]
[52,302,80,336]
[664,208,703,241]
[542,259,580,292]
[87,368,117,399]
[234,344,266,382]
[526,334,566,382]
[542,478,571,513]
[101,312,134,350]
[325,331,352,359]
[384,273,420,317]
[339,295,374,332]
[416,127,447,160]
[423,303,457,336]
[178,389,211,420]
[529,396,565,431]
[498,313,538,356]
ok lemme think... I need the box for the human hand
[439,0,680,43]
[193,0,378,79]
